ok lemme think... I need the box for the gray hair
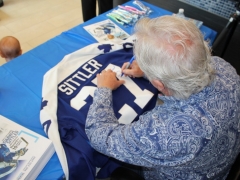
[134,16,214,99]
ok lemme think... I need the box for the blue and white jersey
[40,37,158,180]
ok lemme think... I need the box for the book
[83,19,130,43]
[0,115,55,180]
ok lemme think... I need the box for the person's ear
[151,79,165,91]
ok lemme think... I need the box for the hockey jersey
[40,37,158,180]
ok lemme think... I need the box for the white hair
[134,15,214,99]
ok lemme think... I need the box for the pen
[121,55,135,77]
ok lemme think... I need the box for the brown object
[107,34,114,39]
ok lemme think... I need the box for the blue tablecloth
[0,1,217,179]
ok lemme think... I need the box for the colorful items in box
[107,1,152,26]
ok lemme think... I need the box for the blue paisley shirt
[86,56,240,180]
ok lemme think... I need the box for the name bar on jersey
[58,59,102,95]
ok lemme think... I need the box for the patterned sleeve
[86,88,200,167]
[85,87,153,167]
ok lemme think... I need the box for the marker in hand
[121,55,135,77]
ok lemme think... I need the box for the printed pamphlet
[84,19,130,43]
[0,115,55,180]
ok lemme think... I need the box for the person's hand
[121,60,144,78]
[97,69,125,90]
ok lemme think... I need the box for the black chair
[226,153,240,180]
[110,167,145,180]
[110,153,240,180]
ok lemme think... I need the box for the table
[0,1,217,179]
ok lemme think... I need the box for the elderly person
[86,16,240,180]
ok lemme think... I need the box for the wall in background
[179,0,236,19]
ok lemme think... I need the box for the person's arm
[86,69,154,166]
[85,70,169,167]
[86,87,157,167]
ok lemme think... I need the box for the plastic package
[107,2,153,27]
[133,0,153,15]
[107,7,141,26]
[175,9,203,29]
